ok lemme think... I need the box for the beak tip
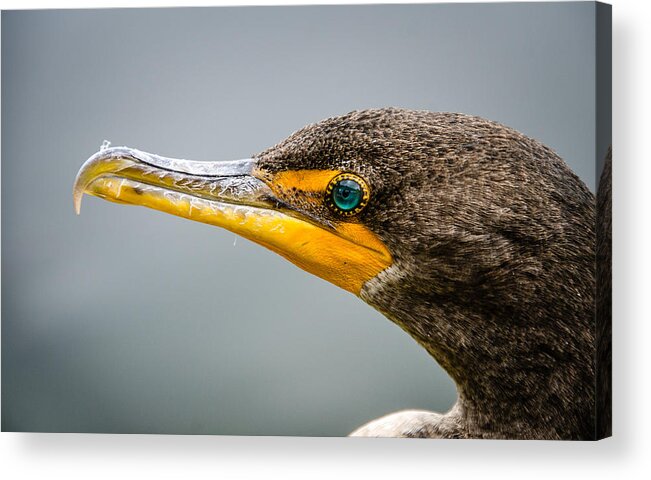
[73,181,85,215]
[73,194,82,215]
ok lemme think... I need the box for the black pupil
[332,178,363,212]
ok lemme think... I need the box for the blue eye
[326,173,370,216]
[333,179,363,211]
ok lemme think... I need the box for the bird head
[74,108,595,416]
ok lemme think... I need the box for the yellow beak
[73,146,392,295]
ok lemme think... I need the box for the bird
[73,108,609,439]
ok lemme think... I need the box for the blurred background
[2,3,598,435]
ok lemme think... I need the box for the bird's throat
[361,266,596,439]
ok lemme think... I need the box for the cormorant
[73,108,609,439]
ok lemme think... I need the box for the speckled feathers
[256,108,598,439]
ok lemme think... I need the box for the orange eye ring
[325,173,371,216]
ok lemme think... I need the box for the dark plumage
[257,109,599,439]
[75,108,611,439]
[596,147,612,439]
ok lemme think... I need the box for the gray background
[2,3,598,435]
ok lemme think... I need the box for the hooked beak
[73,146,276,217]
[73,145,392,295]
[73,145,304,270]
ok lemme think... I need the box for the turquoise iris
[332,179,363,212]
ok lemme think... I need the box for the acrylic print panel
[1,2,611,439]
